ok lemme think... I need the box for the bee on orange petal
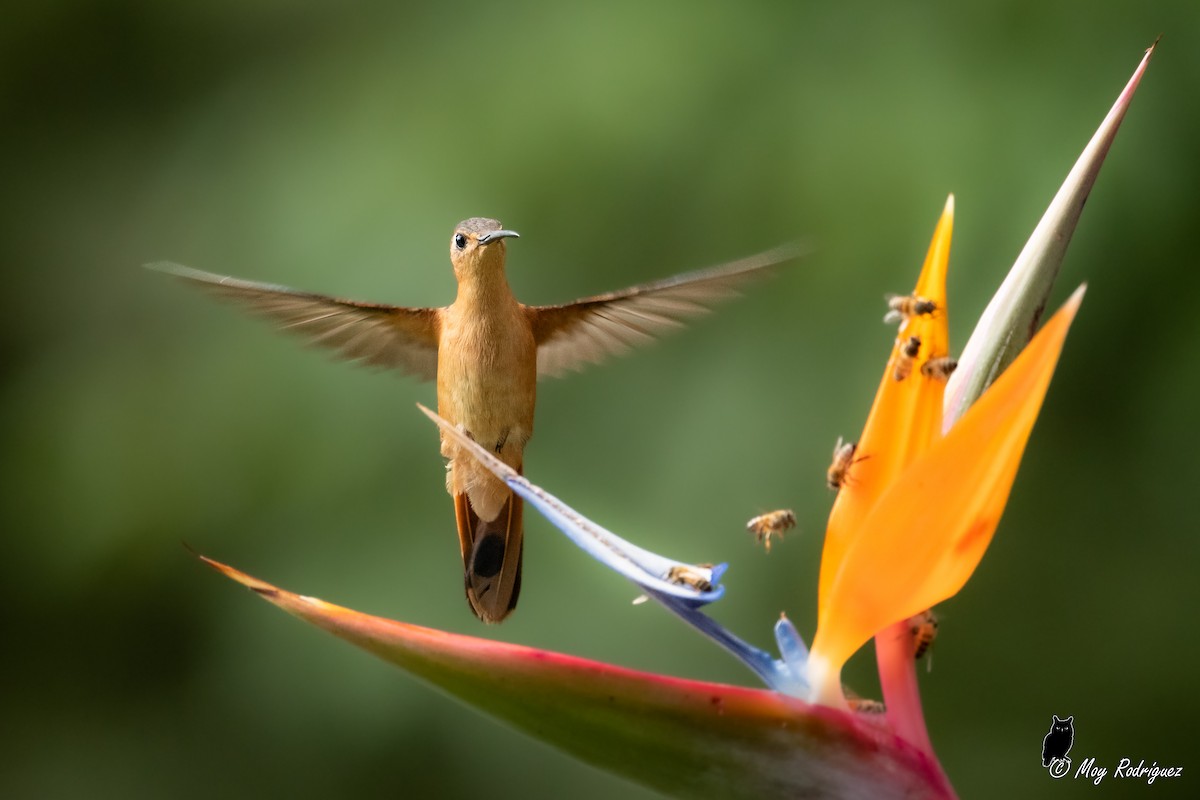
[883,293,938,325]
[893,335,922,381]
[827,437,868,490]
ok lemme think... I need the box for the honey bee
[884,293,938,325]
[847,697,886,715]
[632,563,715,604]
[892,335,922,381]
[665,564,714,593]
[921,356,958,381]
[909,608,939,670]
[843,685,886,714]
[746,509,797,552]
[827,437,867,490]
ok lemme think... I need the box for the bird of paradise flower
[195,41,1155,800]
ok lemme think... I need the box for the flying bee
[884,293,938,325]
[909,608,939,670]
[665,563,715,593]
[827,437,868,490]
[746,509,797,553]
[892,335,922,381]
[921,356,958,381]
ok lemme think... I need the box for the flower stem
[877,621,958,796]
[875,621,934,756]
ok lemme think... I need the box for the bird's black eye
[454,233,467,250]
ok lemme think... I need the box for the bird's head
[449,217,519,281]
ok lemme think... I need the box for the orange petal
[811,286,1084,694]
[818,196,954,606]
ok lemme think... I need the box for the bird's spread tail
[455,491,523,623]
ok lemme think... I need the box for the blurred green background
[3,2,1196,798]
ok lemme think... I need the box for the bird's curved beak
[478,229,520,245]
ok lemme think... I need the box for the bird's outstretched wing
[526,242,803,378]
[147,262,441,381]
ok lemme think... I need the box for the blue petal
[419,403,810,698]
[419,404,722,604]
[509,472,726,606]
[774,614,812,694]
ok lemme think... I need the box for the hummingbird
[150,217,799,623]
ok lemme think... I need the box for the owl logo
[1041,714,1074,778]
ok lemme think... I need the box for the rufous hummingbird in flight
[150,218,800,623]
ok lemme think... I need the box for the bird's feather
[455,491,523,624]
[527,242,803,377]
[147,262,441,380]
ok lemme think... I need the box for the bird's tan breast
[436,300,537,450]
